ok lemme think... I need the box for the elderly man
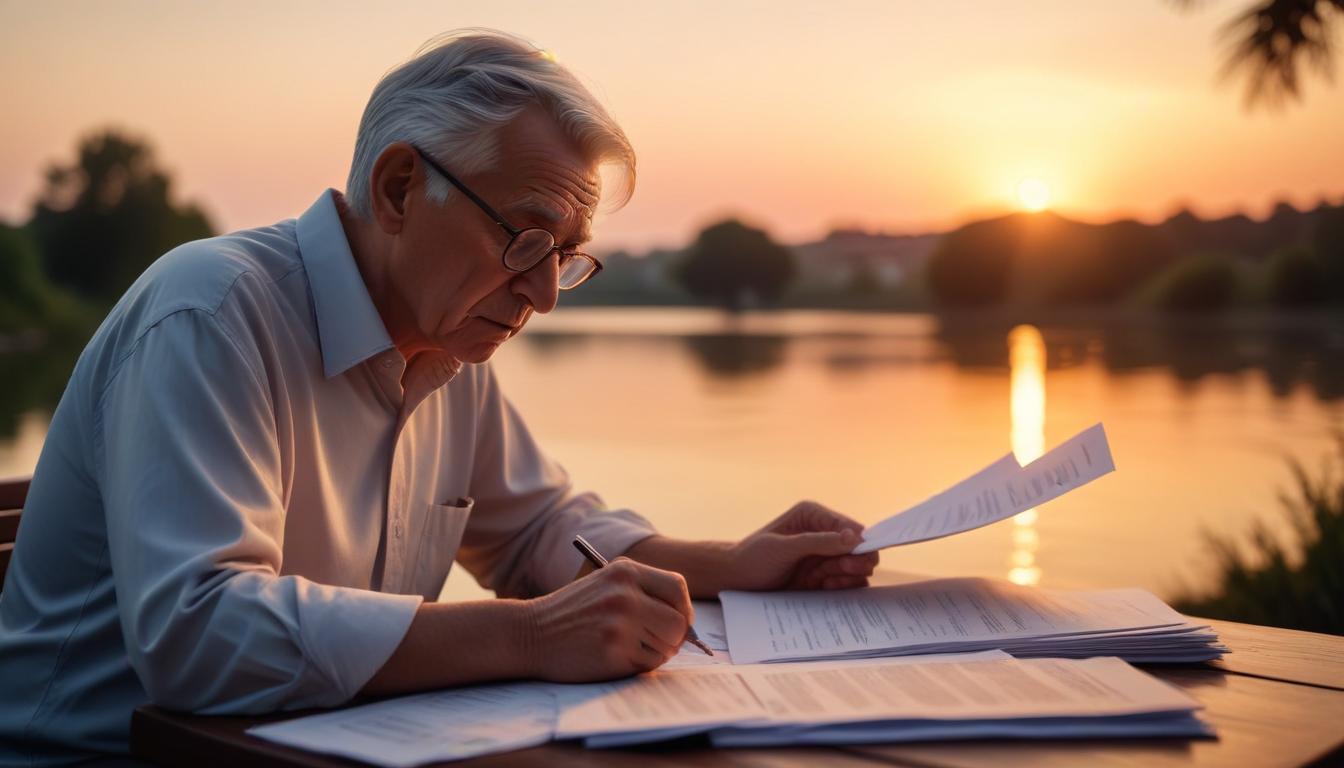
[0,30,877,764]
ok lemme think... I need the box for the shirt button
[382,359,396,369]
[394,523,404,538]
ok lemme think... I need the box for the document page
[855,423,1114,553]
[721,577,1188,664]
[691,599,730,651]
[733,653,1199,724]
[247,682,555,768]
[663,644,735,668]
[552,666,765,738]
[655,600,732,668]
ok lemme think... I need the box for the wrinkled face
[386,106,600,363]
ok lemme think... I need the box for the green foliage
[28,130,214,304]
[1134,252,1240,313]
[0,337,84,437]
[1313,205,1344,302]
[924,217,1016,307]
[1264,246,1330,307]
[925,213,1177,309]
[1173,440,1344,635]
[1174,0,1344,109]
[1016,218,1175,305]
[674,219,796,311]
[0,224,88,335]
[0,225,50,331]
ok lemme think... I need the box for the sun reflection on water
[1008,325,1045,586]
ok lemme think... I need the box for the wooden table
[129,604,1344,768]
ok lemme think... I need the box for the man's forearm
[620,535,737,599]
[360,599,536,697]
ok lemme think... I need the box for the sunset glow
[1,2,1341,249]
[1008,324,1046,587]
[1017,178,1052,212]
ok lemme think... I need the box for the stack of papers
[707,651,1211,747]
[249,650,1210,765]
[721,577,1225,665]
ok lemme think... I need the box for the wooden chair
[0,476,30,592]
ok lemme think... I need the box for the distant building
[790,229,941,291]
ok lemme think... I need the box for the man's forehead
[505,180,598,244]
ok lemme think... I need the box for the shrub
[1264,246,1329,307]
[1173,439,1344,635]
[1134,252,1239,313]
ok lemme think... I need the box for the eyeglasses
[411,146,602,290]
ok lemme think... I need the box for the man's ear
[369,142,419,236]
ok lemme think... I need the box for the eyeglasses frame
[410,146,602,289]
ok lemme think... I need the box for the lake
[3,307,1343,603]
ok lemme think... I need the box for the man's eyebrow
[511,198,593,246]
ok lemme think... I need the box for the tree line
[4,129,1342,332]
[924,205,1344,313]
[0,130,214,336]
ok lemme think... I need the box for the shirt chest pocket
[408,497,473,601]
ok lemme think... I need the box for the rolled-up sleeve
[96,308,421,713]
[455,364,658,599]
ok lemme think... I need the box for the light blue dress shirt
[0,191,657,766]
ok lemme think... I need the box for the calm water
[4,308,1343,602]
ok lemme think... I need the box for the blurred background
[2,1,1341,631]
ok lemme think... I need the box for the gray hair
[346,29,636,217]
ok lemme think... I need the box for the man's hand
[724,501,879,592]
[620,501,880,598]
[523,558,693,682]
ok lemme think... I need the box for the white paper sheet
[663,643,735,668]
[720,577,1198,664]
[246,682,555,768]
[552,665,766,739]
[580,652,1008,748]
[691,599,730,651]
[733,654,1198,724]
[581,651,1204,748]
[855,423,1115,553]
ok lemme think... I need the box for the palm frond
[1216,0,1343,108]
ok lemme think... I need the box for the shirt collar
[296,189,395,379]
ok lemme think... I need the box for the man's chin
[439,319,524,363]
[454,340,505,364]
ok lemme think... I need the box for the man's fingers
[815,553,879,577]
[641,597,691,649]
[782,530,862,557]
[821,575,869,590]
[632,636,671,672]
[784,500,867,535]
[619,558,693,622]
[794,555,874,587]
[638,626,679,662]
[791,554,876,589]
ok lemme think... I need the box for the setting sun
[1017,178,1051,211]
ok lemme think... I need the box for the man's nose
[511,251,560,314]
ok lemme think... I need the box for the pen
[572,534,715,657]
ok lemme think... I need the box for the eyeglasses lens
[558,255,595,289]
[503,228,555,271]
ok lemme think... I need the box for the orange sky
[2,1,1342,250]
